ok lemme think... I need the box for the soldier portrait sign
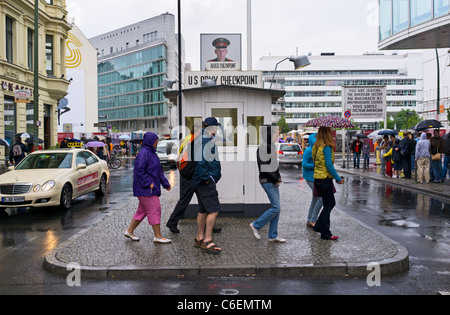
[201,34,242,71]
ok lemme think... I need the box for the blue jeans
[253,182,281,239]
[441,155,450,180]
[306,180,322,224]
[431,157,442,182]
[353,152,361,168]
[411,154,415,172]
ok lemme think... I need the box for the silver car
[156,140,179,168]
[276,143,303,167]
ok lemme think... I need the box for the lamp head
[290,55,311,70]
[201,79,216,87]
[162,79,177,89]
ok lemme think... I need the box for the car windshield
[279,144,301,152]
[16,153,73,170]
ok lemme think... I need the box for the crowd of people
[123,120,346,253]
[355,130,450,184]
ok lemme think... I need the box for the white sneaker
[153,237,172,244]
[269,237,287,243]
[250,223,261,240]
[124,230,139,241]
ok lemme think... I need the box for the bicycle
[108,154,122,169]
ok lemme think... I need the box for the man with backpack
[9,136,29,166]
[166,119,222,235]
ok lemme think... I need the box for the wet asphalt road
[0,160,449,295]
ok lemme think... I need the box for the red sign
[344,111,352,118]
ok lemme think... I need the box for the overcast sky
[66,0,381,70]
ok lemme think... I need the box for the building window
[27,28,34,70]
[410,0,432,27]
[5,16,13,63]
[434,0,450,18]
[46,35,54,75]
[4,98,15,146]
[379,0,393,40]
[393,0,409,34]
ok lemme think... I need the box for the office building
[0,0,71,160]
[378,0,450,127]
[58,22,99,140]
[256,53,423,130]
[89,13,184,135]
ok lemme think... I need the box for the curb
[43,209,409,281]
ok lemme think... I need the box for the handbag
[313,179,336,197]
[431,153,441,161]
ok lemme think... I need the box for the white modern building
[89,13,184,135]
[256,53,424,130]
[58,22,99,139]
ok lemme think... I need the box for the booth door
[206,103,245,204]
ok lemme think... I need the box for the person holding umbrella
[9,136,28,166]
[312,127,344,241]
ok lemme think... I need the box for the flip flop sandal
[194,238,203,248]
[201,241,222,254]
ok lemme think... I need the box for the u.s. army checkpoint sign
[343,86,386,119]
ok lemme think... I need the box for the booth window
[247,116,264,146]
[211,108,238,147]
[185,117,203,135]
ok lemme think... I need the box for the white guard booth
[164,85,284,217]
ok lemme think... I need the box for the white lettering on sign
[185,71,263,89]
[343,87,386,119]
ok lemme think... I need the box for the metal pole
[436,48,441,126]
[33,0,39,150]
[178,0,183,140]
[247,0,252,71]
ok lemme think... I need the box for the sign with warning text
[343,86,386,119]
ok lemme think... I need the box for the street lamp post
[269,56,311,90]
[177,0,183,140]
[33,0,39,150]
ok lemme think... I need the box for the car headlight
[42,180,56,192]
[33,184,41,192]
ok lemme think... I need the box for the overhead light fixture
[162,79,177,89]
[270,55,311,89]
[201,79,216,87]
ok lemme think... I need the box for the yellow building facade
[0,0,71,162]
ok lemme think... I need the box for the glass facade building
[380,0,449,41]
[90,13,182,134]
[97,45,167,124]
[379,0,450,50]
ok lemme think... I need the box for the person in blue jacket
[193,117,222,254]
[124,132,172,244]
[302,133,323,228]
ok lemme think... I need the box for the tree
[277,115,291,134]
[379,110,423,130]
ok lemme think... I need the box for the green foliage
[379,110,423,130]
[277,115,291,134]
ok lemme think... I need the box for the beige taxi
[0,148,110,210]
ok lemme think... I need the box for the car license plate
[2,196,25,203]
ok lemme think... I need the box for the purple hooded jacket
[133,132,170,197]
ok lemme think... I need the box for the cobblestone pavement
[44,175,409,279]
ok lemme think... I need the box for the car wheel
[60,184,72,210]
[96,174,108,196]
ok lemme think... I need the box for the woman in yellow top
[312,127,345,240]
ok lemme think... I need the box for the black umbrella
[0,138,9,147]
[413,120,444,131]
[353,134,368,138]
